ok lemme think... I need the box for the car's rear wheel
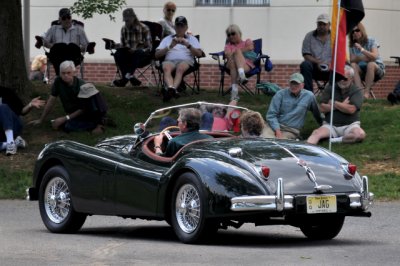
[171,172,217,243]
[38,166,87,233]
[300,215,345,240]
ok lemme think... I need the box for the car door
[113,157,166,217]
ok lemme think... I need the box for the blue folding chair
[209,38,272,96]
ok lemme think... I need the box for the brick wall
[82,62,399,99]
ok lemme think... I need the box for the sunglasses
[352,29,361,33]
[61,15,71,21]
[167,9,175,12]
[227,32,236,37]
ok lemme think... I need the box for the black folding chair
[34,19,95,82]
[157,35,205,95]
[103,21,162,87]
[209,38,271,96]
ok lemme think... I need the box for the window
[195,0,270,7]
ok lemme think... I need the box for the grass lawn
[0,81,399,199]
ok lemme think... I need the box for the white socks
[5,129,13,143]
[231,84,239,100]
[238,68,245,80]
[330,137,343,143]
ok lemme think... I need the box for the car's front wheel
[38,166,87,233]
[300,215,345,240]
[170,172,217,244]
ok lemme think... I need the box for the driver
[154,108,212,157]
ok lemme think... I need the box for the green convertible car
[27,102,374,244]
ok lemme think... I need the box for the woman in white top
[158,2,176,38]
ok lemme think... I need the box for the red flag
[331,0,365,78]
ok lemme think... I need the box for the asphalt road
[1,200,399,266]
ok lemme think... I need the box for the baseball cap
[175,16,188,26]
[123,8,136,21]
[59,8,71,18]
[78,83,99,98]
[289,73,304,84]
[316,13,330,24]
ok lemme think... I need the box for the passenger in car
[240,110,266,137]
[154,108,212,157]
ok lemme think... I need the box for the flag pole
[329,0,342,151]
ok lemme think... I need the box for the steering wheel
[160,126,180,140]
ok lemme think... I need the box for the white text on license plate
[306,195,337,214]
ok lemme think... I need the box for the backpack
[256,82,281,96]
[387,81,400,105]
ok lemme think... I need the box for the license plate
[306,195,337,214]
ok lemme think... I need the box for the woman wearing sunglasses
[349,22,385,99]
[159,2,177,38]
[224,24,256,100]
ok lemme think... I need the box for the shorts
[359,62,385,82]
[321,121,361,138]
[162,59,194,68]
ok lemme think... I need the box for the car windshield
[142,102,249,134]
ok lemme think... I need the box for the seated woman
[224,24,256,100]
[349,22,385,99]
[240,111,265,137]
[153,108,212,157]
[200,99,238,132]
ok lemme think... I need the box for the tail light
[348,163,357,175]
[261,166,270,178]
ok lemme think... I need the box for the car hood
[185,137,362,194]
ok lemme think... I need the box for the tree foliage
[70,0,127,21]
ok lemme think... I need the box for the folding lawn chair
[34,19,95,83]
[209,38,272,96]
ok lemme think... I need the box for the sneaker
[239,77,248,85]
[15,136,27,149]
[5,142,17,156]
[129,77,142,86]
[112,78,129,87]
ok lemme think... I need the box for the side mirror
[133,123,145,135]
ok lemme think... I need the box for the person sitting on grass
[29,60,107,134]
[307,65,366,145]
[0,86,45,156]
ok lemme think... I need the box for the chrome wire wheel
[175,184,201,234]
[44,176,71,224]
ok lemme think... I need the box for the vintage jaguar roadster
[27,102,374,243]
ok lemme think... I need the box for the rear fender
[159,156,270,218]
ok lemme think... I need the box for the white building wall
[27,0,400,64]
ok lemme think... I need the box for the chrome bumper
[231,178,294,211]
[349,176,374,210]
[231,176,374,212]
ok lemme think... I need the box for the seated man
[300,13,332,92]
[111,8,152,87]
[0,86,45,155]
[38,8,91,76]
[263,73,322,140]
[29,61,107,134]
[155,16,203,101]
[307,65,366,145]
[154,108,212,157]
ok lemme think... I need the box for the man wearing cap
[30,60,107,134]
[155,16,203,101]
[38,8,91,76]
[263,72,322,140]
[111,8,152,87]
[300,13,332,92]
